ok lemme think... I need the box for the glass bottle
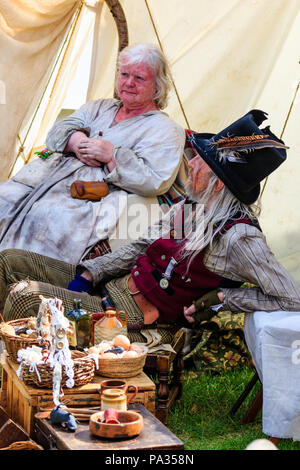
[66,299,91,350]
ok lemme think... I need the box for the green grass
[165,366,300,450]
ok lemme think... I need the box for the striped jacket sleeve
[207,224,300,313]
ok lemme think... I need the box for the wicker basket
[0,317,40,364]
[0,440,44,451]
[96,345,148,378]
[19,350,95,388]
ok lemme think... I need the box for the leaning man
[1,109,299,346]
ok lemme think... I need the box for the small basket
[96,345,148,378]
[19,350,95,388]
[0,317,40,364]
[0,440,44,451]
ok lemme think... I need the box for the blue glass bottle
[66,299,91,350]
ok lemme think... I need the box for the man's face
[187,154,213,195]
[117,61,156,110]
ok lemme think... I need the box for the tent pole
[98,1,129,99]
[104,0,128,52]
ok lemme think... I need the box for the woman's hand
[65,132,116,169]
[64,131,87,157]
[77,138,115,167]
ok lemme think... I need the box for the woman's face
[117,61,157,110]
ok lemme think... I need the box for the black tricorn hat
[188,109,288,204]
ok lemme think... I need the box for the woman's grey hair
[181,171,261,270]
[115,43,172,109]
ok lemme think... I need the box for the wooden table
[1,355,156,437]
[34,403,184,450]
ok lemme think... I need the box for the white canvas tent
[0,0,299,281]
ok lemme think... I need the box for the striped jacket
[80,202,300,314]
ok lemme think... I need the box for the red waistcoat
[131,213,253,323]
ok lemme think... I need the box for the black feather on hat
[188,110,288,204]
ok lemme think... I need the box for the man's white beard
[185,178,206,204]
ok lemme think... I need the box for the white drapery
[0,0,80,179]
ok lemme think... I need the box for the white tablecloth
[244,311,300,440]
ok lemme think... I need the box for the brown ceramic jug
[94,308,127,344]
[100,387,137,411]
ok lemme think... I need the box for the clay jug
[101,387,137,411]
[94,308,127,344]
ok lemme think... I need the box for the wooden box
[34,403,184,450]
[0,356,156,437]
[0,405,43,450]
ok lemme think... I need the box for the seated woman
[0,43,185,265]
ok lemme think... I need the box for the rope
[145,0,298,201]
[259,73,300,200]
[16,134,26,162]
[144,0,190,129]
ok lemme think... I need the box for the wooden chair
[229,370,281,446]
[144,328,186,425]
[229,370,263,424]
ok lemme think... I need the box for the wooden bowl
[89,411,143,439]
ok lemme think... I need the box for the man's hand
[77,138,115,167]
[183,304,196,324]
[183,289,224,327]
[80,270,93,282]
[67,270,93,294]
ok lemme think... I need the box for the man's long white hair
[181,171,261,269]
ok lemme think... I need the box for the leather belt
[127,274,159,325]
